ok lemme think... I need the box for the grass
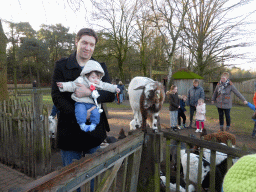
[164,102,254,135]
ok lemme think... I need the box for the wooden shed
[172,69,204,96]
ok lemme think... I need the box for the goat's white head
[134,82,157,99]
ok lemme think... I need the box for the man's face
[76,35,96,61]
[193,82,199,87]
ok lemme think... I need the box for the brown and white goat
[128,76,165,132]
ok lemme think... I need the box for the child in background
[178,95,187,129]
[167,85,180,131]
[195,98,206,133]
[246,101,256,137]
[252,91,256,119]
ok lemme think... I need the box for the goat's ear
[134,85,145,90]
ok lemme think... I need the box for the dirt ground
[107,100,256,153]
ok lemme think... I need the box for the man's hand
[244,101,248,105]
[75,83,92,98]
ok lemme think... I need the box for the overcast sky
[0,0,255,71]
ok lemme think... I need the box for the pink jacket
[196,103,206,121]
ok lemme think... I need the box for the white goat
[128,76,165,132]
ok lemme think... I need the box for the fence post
[32,92,45,177]
[137,130,163,192]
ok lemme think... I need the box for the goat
[160,175,195,192]
[128,76,165,132]
[180,149,223,192]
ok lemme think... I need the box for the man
[187,79,205,128]
[51,28,115,166]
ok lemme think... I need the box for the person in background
[51,28,115,192]
[178,95,187,129]
[245,101,256,138]
[252,84,256,119]
[49,105,60,119]
[187,79,205,128]
[195,98,206,133]
[32,80,37,91]
[211,72,247,131]
[117,81,125,104]
[167,85,180,131]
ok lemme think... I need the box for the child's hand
[56,82,63,88]
[116,88,120,93]
[244,101,248,105]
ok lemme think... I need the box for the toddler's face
[88,72,100,84]
[198,100,203,105]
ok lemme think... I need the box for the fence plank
[96,161,122,192]
[165,138,171,192]
[175,141,181,192]
[121,157,128,192]
[209,150,216,192]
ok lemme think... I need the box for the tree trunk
[0,20,8,101]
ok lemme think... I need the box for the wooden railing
[16,130,144,192]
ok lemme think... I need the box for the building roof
[172,69,203,79]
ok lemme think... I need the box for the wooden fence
[0,93,51,178]
[16,130,144,192]
[158,131,252,192]
[12,128,252,192]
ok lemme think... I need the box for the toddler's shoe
[89,124,97,132]
[195,129,200,133]
[199,129,202,133]
[80,123,90,132]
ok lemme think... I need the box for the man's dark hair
[76,28,98,44]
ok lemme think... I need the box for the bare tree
[182,0,253,76]
[90,0,139,81]
[150,0,190,88]
[134,0,155,76]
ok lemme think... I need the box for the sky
[0,0,256,71]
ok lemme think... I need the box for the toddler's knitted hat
[223,154,256,192]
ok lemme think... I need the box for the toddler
[178,95,187,129]
[57,60,120,133]
[195,98,206,133]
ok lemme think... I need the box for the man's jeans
[61,146,100,192]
